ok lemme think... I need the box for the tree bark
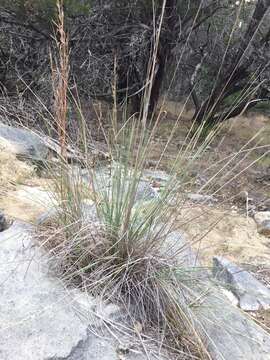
[193,0,270,125]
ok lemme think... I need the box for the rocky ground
[1,105,270,359]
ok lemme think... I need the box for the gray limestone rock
[257,220,270,237]
[154,236,270,359]
[254,211,270,237]
[0,123,49,161]
[142,169,170,183]
[0,222,148,360]
[213,256,270,311]
[0,222,89,359]
[152,230,270,359]
[70,164,157,203]
[0,222,156,360]
[195,289,270,360]
[187,193,217,204]
[3,217,270,359]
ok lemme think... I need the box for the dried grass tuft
[0,148,35,189]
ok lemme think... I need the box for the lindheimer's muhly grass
[36,1,270,359]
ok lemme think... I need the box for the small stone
[143,169,170,183]
[220,287,239,307]
[248,204,257,217]
[116,344,130,355]
[264,199,270,210]
[235,191,251,203]
[0,122,49,161]
[239,191,248,200]
[254,211,270,238]
[0,212,8,232]
[257,198,270,211]
[135,180,157,202]
[257,220,270,237]
[213,256,270,311]
[254,211,270,223]
[187,193,217,203]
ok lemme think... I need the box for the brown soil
[179,204,270,267]
[152,103,270,210]
[1,185,54,223]
[0,149,35,190]
[142,101,270,278]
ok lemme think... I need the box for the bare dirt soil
[180,204,270,266]
[153,101,270,208]
[143,101,270,281]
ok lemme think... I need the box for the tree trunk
[193,0,270,125]
[147,0,178,116]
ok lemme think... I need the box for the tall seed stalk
[51,0,69,161]
[50,0,72,220]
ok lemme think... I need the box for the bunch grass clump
[37,1,270,358]
[36,4,212,358]
[41,77,212,357]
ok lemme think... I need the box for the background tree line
[0,0,269,125]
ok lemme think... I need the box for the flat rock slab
[0,223,90,360]
[2,221,270,360]
[195,289,270,360]
[160,232,270,359]
[71,165,158,203]
[213,256,270,311]
[0,123,49,161]
[0,223,148,360]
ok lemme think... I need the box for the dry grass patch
[0,147,54,222]
[0,185,54,222]
[0,149,35,189]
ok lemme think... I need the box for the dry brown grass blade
[51,0,70,161]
